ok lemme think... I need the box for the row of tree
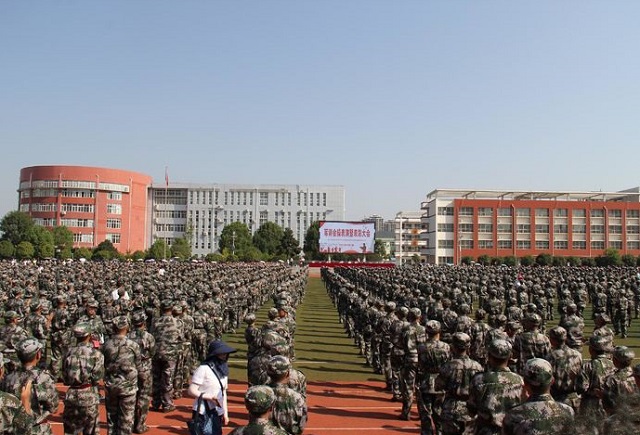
[462,248,639,267]
[0,211,304,262]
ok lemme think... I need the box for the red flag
[165,166,169,187]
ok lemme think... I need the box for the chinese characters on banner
[318,221,375,254]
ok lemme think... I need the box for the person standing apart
[188,339,237,435]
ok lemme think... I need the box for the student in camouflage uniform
[267,355,307,435]
[468,339,524,435]
[24,301,49,366]
[150,299,181,412]
[400,307,425,420]
[603,346,639,415]
[76,299,107,347]
[544,326,583,412]
[0,352,35,435]
[577,335,615,424]
[417,320,450,435]
[2,338,59,435]
[171,304,187,399]
[128,311,156,434]
[62,322,104,435]
[49,295,72,381]
[435,332,483,435]
[512,313,551,375]
[229,385,289,435]
[0,311,29,375]
[103,316,142,435]
[503,358,574,435]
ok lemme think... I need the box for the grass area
[224,276,384,383]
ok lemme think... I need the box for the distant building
[362,214,385,233]
[421,188,640,265]
[17,165,345,255]
[394,211,426,265]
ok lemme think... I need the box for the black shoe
[133,426,149,434]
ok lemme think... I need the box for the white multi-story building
[394,211,426,264]
[150,183,345,256]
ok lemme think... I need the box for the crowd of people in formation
[324,265,640,435]
[0,259,307,435]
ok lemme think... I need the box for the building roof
[425,188,640,203]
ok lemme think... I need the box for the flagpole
[164,166,168,259]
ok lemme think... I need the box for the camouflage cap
[409,307,422,319]
[244,385,276,414]
[16,338,43,360]
[613,346,635,365]
[487,339,512,359]
[589,335,613,353]
[385,301,396,311]
[523,313,541,325]
[73,322,92,338]
[451,332,471,350]
[548,326,567,342]
[595,313,610,323]
[161,299,174,310]
[4,310,20,320]
[131,311,147,325]
[112,315,130,330]
[523,358,554,387]
[267,355,291,376]
[86,299,99,308]
[268,307,279,319]
[244,313,256,324]
[425,320,441,334]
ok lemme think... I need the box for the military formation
[324,265,640,435]
[0,260,306,435]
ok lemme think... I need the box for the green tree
[374,239,387,259]
[477,254,491,266]
[536,253,553,266]
[0,240,15,258]
[148,239,168,259]
[520,255,534,266]
[596,248,622,267]
[253,222,284,256]
[552,256,567,266]
[0,211,34,245]
[27,226,54,258]
[279,228,301,259]
[303,221,325,261]
[239,246,264,262]
[15,241,35,259]
[93,239,119,260]
[38,242,55,259]
[503,256,517,267]
[130,250,146,261]
[74,247,93,260]
[170,237,192,260]
[621,254,636,267]
[461,256,473,265]
[581,257,596,267]
[566,256,580,266]
[219,222,252,257]
[52,226,74,253]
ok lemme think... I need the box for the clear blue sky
[2,1,639,222]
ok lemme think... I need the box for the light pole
[232,230,236,257]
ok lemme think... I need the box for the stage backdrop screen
[319,221,375,254]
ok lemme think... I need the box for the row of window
[22,202,119,214]
[451,223,639,234]
[455,206,639,218]
[189,190,329,208]
[440,239,640,250]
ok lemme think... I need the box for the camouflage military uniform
[103,321,142,435]
[578,349,615,417]
[512,315,551,375]
[270,383,307,435]
[502,394,575,434]
[417,321,450,435]
[0,313,29,375]
[545,327,583,412]
[3,367,59,435]
[0,388,35,435]
[128,312,156,433]
[229,385,288,435]
[400,308,426,420]
[150,305,182,411]
[49,300,73,380]
[62,324,105,435]
[603,346,639,415]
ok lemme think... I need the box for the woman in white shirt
[188,339,237,435]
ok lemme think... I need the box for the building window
[438,239,454,249]
[517,240,531,249]
[626,209,639,219]
[61,219,94,228]
[106,204,122,215]
[608,225,622,234]
[627,241,640,250]
[497,207,512,217]
[554,208,568,217]
[438,207,454,216]
[460,239,474,249]
[478,207,493,217]
[609,240,623,249]
[536,240,550,250]
[535,208,549,217]
[608,209,622,218]
[554,224,569,234]
[573,209,586,218]
[478,240,494,249]
[106,219,121,229]
[572,224,586,234]
[627,225,640,234]
[573,240,587,250]
[107,192,122,201]
[478,223,493,233]
[516,208,530,217]
[73,233,94,244]
[257,192,267,206]
[459,207,473,216]
[553,240,568,250]
[459,223,474,233]
[590,209,604,218]
[260,210,268,226]
[497,223,512,233]
[106,233,121,244]
[517,224,531,233]
[591,224,605,234]
[535,224,549,234]
[437,223,454,232]
[591,240,605,250]
[498,240,512,249]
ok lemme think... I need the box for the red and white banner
[319,221,375,254]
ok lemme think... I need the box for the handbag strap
[205,362,225,399]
